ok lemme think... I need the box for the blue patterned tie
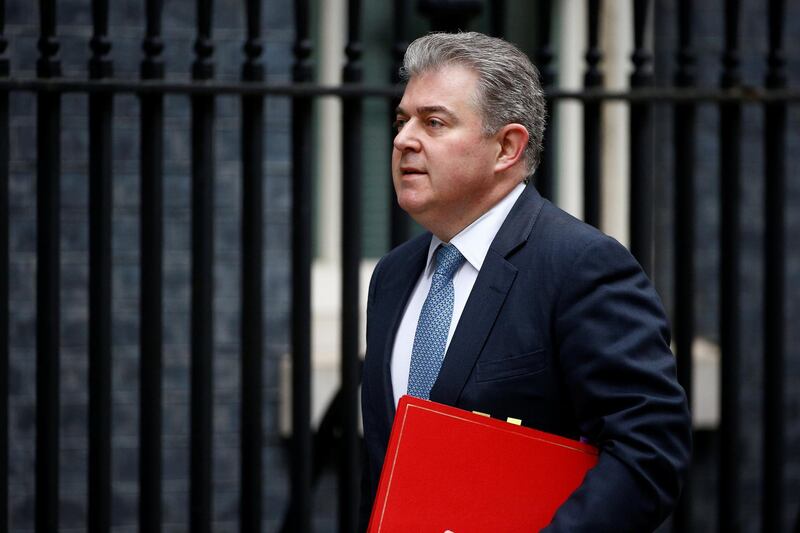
[407,244,466,400]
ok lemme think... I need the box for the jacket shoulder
[529,200,631,262]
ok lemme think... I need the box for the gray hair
[400,32,547,177]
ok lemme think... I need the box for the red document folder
[368,395,599,532]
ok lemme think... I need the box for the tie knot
[434,244,464,281]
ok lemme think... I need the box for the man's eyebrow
[395,105,457,121]
[417,105,457,120]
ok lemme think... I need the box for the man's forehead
[397,66,481,115]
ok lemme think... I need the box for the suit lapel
[430,250,517,405]
[429,185,545,406]
[375,238,429,426]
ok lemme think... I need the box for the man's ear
[494,123,529,173]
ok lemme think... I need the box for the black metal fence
[1,0,798,532]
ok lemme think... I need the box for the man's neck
[427,180,525,242]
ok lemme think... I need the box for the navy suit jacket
[360,185,691,532]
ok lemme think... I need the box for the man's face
[392,65,502,236]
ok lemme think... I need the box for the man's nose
[393,121,421,152]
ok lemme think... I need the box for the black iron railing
[34,3,61,532]
[671,1,695,530]
[762,2,788,532]
[719,1,743,530]
[534,0,555,202]
[339,1,363,530]
[289,0,313,530]
[240,0,266,531]
[582,0,603,229]
[87,1,113,531]
[139,1,165,531]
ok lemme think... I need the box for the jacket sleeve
[543,235,692,532]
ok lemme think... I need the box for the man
[360,32,691,532]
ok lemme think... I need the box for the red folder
[368,395,599,532]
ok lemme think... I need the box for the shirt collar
[424,182,527,275]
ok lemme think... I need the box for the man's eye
[427,118,444,128]
[393,119,406,132]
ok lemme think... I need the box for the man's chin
[396,194,431,221]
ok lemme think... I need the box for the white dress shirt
[390,182,526,406]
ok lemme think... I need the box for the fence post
[139,2,165,532]
[35,2,61,531]
[583,0,603,228]
[763,0,786,530]
[534,0,554,200]
[418,0,482,32]
[718,1,742,531]
[288,0,313,530]
[389,0,409,249]
[671,1,695,530]
[340,0,363,529]
[240,1,265,531]
[88,1,113,531]
[190,1,216,532]
[629,0,654,275]
[489,0,505,37]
